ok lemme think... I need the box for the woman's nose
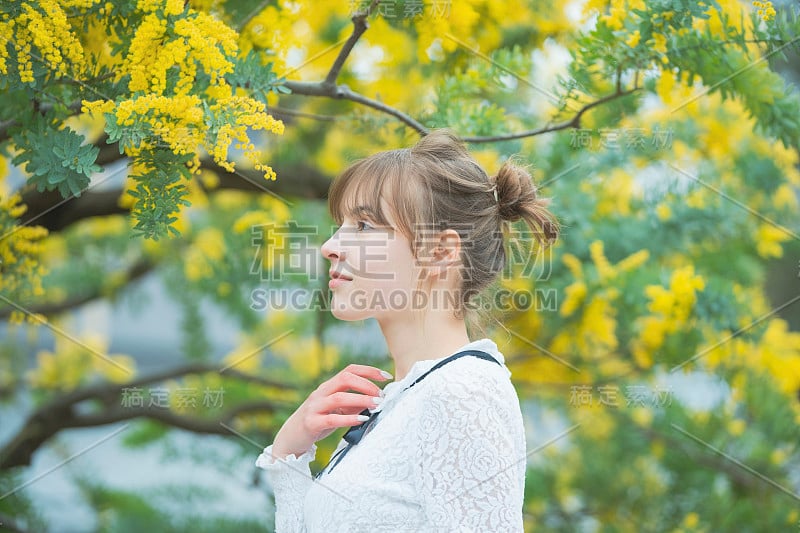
[321,231,340,261]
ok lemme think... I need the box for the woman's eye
[356,220,373,231]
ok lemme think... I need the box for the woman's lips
[329,277,352,289]
[328,269,353,289]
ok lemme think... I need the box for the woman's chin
[330,298,372,321]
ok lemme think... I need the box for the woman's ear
[431,229,462,281]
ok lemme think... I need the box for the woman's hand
[270,364,392,460]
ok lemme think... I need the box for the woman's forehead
[344,199,397,227]
[340,187,394,220]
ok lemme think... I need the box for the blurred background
[1,0,799,531]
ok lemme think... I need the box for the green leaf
[11,116,97,199]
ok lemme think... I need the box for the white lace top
[255,338,526,532]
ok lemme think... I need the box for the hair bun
[492,160,559,246]
[492,161,536,222]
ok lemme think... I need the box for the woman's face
[321,199,426,322]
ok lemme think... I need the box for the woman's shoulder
[414,351,519,405]
[409,351,526,444]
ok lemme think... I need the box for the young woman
[255,129,559,532]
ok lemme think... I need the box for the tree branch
[283,81,640,143]
[57,362,297,407]
[15,82,639,235]
[325,0,381,85]
[643,425,771,493]
[237,0,271,33]
[0,101,83,144]
[284,80,430,134]
[65,400,284,435]
[17,161,331,233]
[0,513,30,533]
[0,363,298,470]
[268,106,339,123]
[0,260,153,320]
[461,85,641,143]
[0,119,16,145]
[603,393,784,495]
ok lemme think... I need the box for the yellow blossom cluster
[221,340,265,374]
[573,291,620,355]
[27,333,136,390]
[690,0,753,39]
[114,94,205,156]
[126,13,171,94]
[755,223,791,258]
[239,3,303,78]
[81,99,116,116]
[5,0,87,83]
[559,240,650,318]
[626,80,798,229]
[231,203,292,274]
[208,97,285,180]
[705,317,800,413]
[126,6,236,96]
[645,265,705,321]
[175,12,237,86]
[751,319,800,399]
[630,265,705,368]
[413,0,565,65]
[625,30,641,48]
[59,0,102,7]
[272,334,340,379]
[651,32,668,55]
[583,0,645,31]
[0,19,12,76]
[0,193,48,322]
[75,214,129,239]
[72,1,286,221]
[594,169,636,217]
[138,0,184,15]
[183,227,226,281]
[87,90,283,188]
[533,241,651,379]
[752,1,776,22]
[232,211,273,235]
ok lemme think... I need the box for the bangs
[328,149,419,232]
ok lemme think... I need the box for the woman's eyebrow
[350,205,379,219]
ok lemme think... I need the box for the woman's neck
[377,310,471,381]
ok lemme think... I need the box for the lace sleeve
[255,443,317,532]
[411,362,526,531]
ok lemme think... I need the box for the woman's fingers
[275,363,390,453]
[306,401,376,437]
[321,412,371,428]
[304,363,391,437]
[316,364,392,398]
[322,391,383,415]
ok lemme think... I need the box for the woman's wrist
[270,442,312,461]
[271,415,313,460]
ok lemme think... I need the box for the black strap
[313,349,501,480]
[403,350,500,391]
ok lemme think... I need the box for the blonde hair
[327,129,559,336]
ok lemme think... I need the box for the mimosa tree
[1,0,799,530]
